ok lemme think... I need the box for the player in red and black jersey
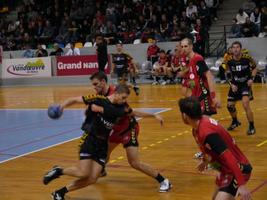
[224,41,257,135]
[89,71,172,192]
[152,49,169,85]
[147,40,160,65]
[181,38,220,116]
[111,42,139,95]
[43,84,131,200]
[179,97,252,200]
[168,42,188,87]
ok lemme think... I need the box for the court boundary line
[0,108,171,164]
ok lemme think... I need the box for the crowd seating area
[0,0,224,52]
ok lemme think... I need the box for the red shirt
[147,45,160,58]
[193,116,250,175]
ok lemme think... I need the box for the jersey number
[236,65,242,71]
[209,118,218,126]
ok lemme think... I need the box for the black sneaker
[43,166,62,185]
[51,191,65,200]
[247,126,256,135]
[227,120,241,131]
[99,168,107,177]
[133,86,140,96]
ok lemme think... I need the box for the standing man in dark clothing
[224,41,257,135]
[43,84,131,200]
[95,34,108,72]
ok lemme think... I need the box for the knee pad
[227,105,236,113]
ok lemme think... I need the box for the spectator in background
[250,7,261,32]
[65,42,80,56]
[230,18,241,38]
[95,34,108,72]
[242,0,256,16]
[22,44,34,58]
[186,1,198,18]
[205,0,219,21]
[50,43,64,56]
[35,44,48,57]
[236,8,249,24]
[260,6,267,36]
[194,18,208,56]
[241,17,259,37]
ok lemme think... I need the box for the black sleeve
[204,133,227,155]
[103,104,126,118]
[196,60,209,77]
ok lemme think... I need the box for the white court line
[0,108,171,164]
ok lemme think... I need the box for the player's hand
[91,104,104,113]
[154,114,164,126]
[247,79,253,87]
[235,185,252,200]
[196,160,208,172]
[212,97,221,109]
[231,84,238,92]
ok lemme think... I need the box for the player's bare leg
[227,101,241,131]
[126,146,172,192]
[242,96,255,135]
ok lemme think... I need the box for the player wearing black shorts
[111,42,140,95]
[43,85,131,200]
[225,41,257,135]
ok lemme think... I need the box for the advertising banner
[2,57,52,78]
[56,55,110,76]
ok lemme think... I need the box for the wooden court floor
[0,83,267,200]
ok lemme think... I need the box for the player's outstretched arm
[60,96,84,111]
[133,110,164,126]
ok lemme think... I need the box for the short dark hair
[178,97,202,119]
[90,71,108,82]
[115,84,130,95]
[181,38,193,46]
[231,41,242,49]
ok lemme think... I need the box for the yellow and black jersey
[81,95,127,140]
[221,49,250,70]
[112,52,132,69]
[225,53,257,85]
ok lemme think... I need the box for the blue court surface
[0,108,170,163]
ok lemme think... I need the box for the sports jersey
[225,53,256,86]
[81,95,127,140]
[147,45,160,58]
[103,85,116,96]
[112,53,132,69]
[193,116,251,186]
[187,53,216,115]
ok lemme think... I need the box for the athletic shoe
[194,152,204,159]
[99,168,107,177]
[133,86,140,96]
[247,126,256,135]
[43,166,62,185]
[227,120,241,131]
[161,81,167,85]
[51,191,65,200]
[159,179,172,192]
[152,81,159,85]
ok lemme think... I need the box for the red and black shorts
[109,124,139,148]
[216,164,252,197]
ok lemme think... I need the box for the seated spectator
[152,49,169,85]
[147,40,160,65]
[241,17,259,37]
[242,0,256,16]
[250,7,261,31]
[50,43,64,56]
[35,44,48,57]
[236,8,249,24]
[65,42,80,56]
[186,1,198,18]
[22,44,34,58]
[260,6,267,33]
[229,18,241,38]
